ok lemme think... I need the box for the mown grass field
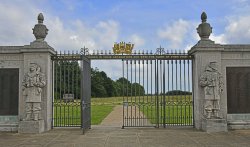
[53,95,193,126]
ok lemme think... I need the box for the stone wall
[189,12,250,132]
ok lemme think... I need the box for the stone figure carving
[23,63,46,121]
[200,62,223,119]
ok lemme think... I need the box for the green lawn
[53,101,114,126]
[91,105,114,124]
[139,105,193,124]
[53,95,193,126]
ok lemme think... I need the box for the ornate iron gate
[122,53,193,128]
[51,49,193,129]
[52,53,86,127]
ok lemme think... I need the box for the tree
[54,63,146,98]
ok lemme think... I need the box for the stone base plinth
[18,120,44,133]
[202,118,227,133]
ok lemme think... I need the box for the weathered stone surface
[202,118,227,133]
[200,62,223,119]
[18,120,44,133]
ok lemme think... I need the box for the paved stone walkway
[1,107,250,146]
[100,105,151,127]
[100,105,123,126]
[1,127,250,147]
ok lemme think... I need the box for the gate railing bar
[146,60,149,126]
[179,59,182,126]
[189,60,193,126]
[163,60,166,128]
[59,57,62,127]
[51,58,54,129]
[130,60,133,127]
[175,60,178,125]
[122,59,124,128]
[151,60,153,127]
[142,60,145,126]
[138,60,141,126]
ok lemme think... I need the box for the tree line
[54,61,145,98]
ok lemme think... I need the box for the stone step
[228,121,250,130]
[0,123,18,132]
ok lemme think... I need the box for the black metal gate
[52,52,90,129]
[122,52,193,128]
[51,49,193,129]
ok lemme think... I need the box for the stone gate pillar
[18,13,56,133]
[188,12,227,132]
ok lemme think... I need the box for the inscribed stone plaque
[227,67,250,113]
[0,69,19,115]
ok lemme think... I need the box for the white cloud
[223,15,250,44]
[210,34,227,44]
[0,1,121,79]
[158,19,193,49]
[0,1,39,45]
[129,34,145,48]
[0,1,120,52]
[204,15,250,45]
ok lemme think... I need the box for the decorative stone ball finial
[197,12,212,40]
[33,13,48,41]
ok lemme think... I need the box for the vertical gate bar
[122,59,124,128]
[59,58,62,127]
[146,60,149,126]
[179,59,182,126]
[167,60,170,125]
[184,59,187,125]
[138,60,140,126]
[163,60,166,128]
[191,59,194,126]
[188,59,191,125]
[158,60,164,124]
[76,58,79,126]
[155,59,159,128]
[67,58,70,126]
[54,60,57,127]
[171,60,174,126]
[134,60,137,126]
[154,59,156,127]
[72,59,74,126]
[175,59,178,125]
[63,56,66,126]
[52,59,54,128]
[142,60,145,126]
[130,60,133,127]
[126,60,129,127]
[150,60,153,126]
[80,59,83,132]
[159,60,162,126]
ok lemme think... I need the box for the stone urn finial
[33,13,48,41]
[197,12,212,40]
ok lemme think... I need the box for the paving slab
[1,127,250,147]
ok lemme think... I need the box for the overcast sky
[0,0,250,80]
